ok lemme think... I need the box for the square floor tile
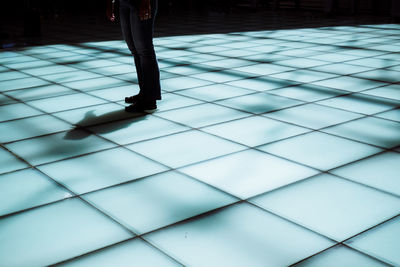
[6,84,74,102]
[38,147,167,194]
[265,103,362,129]
[128,130,244,168]
[91,115,188,145]
[270,69,337,83]
[268,84,345,102]
[0,147,29,174]
[322,117,400,148]
[42,70,101,83]
[90,64,134,76]
[5,130,115,166]
[202,116,309,147]
[259,131,381,170]
[226,76,297,91]
[346,217,400,266]
[145,203,333,267]
[0,94,17,105]
[251,174,400,241]
[317,94,400,115]
[217,93,302,114]
[156,93,202,111]
[0,115,71,143]
[0,102,42,122]
[177,84,253,102]
[156,103,249,128]
[312,76,386,92]
[0,70,30,81]
[0,198,131,267]
[353,69,400,83]
[309,63,373,75]
[161,77,212,92]
[332,152,400,197]
[88,84,140,102]
[191,70,251,83]
[28,93,107,113]
[276,58,328,68]
[21,65,78,76]
[180,149,317,199]
[232,63,293,76]
[0,169,71,216]
[293,245,388,267]
[60,239,181,267]
[363,84,400,101]
[63,77,129,92]
[84,171,237,233]
[0,77,50,92]
[374,109,400,122]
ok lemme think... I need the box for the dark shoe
[125,94,142,104]
[125,100,157,112]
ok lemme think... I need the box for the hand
[139,0,151,21]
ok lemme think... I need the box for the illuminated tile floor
[1,14,400,267]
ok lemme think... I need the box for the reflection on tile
[346,217,400,266]
[293,245,388,267]
[6,130,115,165]
[317,94,400,115]
[332,152,400,197]
[38,147,166,194]
[0,115,71,143]
[217,93,302,114]
[251,174,400,241]
[128,130,244,168]
[265,103,362,129]
[0,103,42,122]
[180,149,317,199]
[91,115,188,145]
[146,203,333,267]
[0,198,131,267]
[323,117,400,148]
[259,132,381,170]
[177,84,253,102]
[202,116,309,147]
[0,169,71,216]
[85,171,237,233]
[60,238,181,267]
[28,93,107,113]
[0,147,29,174]
[157,103,249,128]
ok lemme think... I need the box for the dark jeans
[119,0,161,101]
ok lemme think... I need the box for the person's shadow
[64,108,148,140]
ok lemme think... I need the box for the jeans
[119,0,161,101]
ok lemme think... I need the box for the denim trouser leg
[119,0,161,101]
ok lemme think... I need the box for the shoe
[125,94,142,104]
[125,100,157,112]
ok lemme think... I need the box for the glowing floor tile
[156,103,249,128]
[191,70,251,83]
[73,59,122,69]
[0,115,71,143]
[217,92,302,114]
[156,93,202,111]
[265,103,362,129]
[128,130,244,168]
[163,64,213,76]
[259,132,381,170]
[312,76,386,92]
[88,84,140,102]
[363,84,400,101]
[309,52,360,63]
[38,147,166,194]
[84,171,237,234]
[161,77,212,92]
[180,149,317,199]
[42,70,101,83]
[177,84,253,102]
[0,94,17,105]
[63,77,129,92]
[0,198,131,267]
[0,77,49,91]
[60,238,180,267]
[90,115,188,145]
[270,69,337,83]
[0,71,30,81]
[226,76,297,91]
[21,65,78,76]
[293,245,388,267]
[201,58,255,69]
[353,69,400,83]
[251,174,400,241]
[212,48,260,57]
[309,63,373,75]
[332,152,400,197]
[28,93,107,113]
[268,84,344,102]
[233,63,293,76]
[375,109,400,122]
[202,116,309,147]
[317,94,400,115]
[323,117,400,148]
[345,58,399,69]
[0,102,42,122]
[5,130,115,166]
[6,84,74,102]
[0,169,71,216]
[145,203,333,267]
[90,64,135,75]
[6,60,55,70]
[276,58,328,68]
[346,217,400,266]
[0,147,28,174]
